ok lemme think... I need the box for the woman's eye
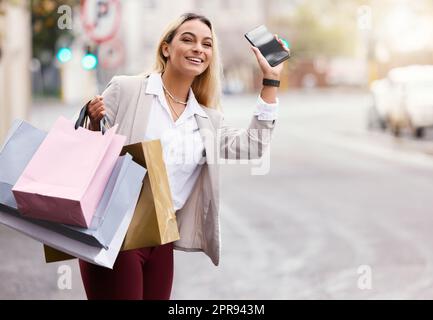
[183,39,192,42]
[204,43,212,47]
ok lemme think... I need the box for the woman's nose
[192,44,204,53]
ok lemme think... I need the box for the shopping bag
[120,140,179,250]
[43,140,180,264]
[0,120,46,209]
[0,119,130,247]
[35,154,147,249]
[12,116,126,228]
[0,155,145,269]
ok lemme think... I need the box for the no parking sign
[80,0,121,44]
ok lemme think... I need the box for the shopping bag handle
[74,101,110,134]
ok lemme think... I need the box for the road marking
[288,126,433,170]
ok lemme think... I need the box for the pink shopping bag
[12,116,126,228]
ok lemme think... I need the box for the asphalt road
[2,89,433,299]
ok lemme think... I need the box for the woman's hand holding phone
[250,34,290,81]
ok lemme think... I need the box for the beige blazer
[99,74,276,266]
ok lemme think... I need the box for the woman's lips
[185,57,203,65]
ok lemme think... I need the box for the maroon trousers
[79,242,174,300]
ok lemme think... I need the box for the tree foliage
[31,0,76,65]
[270,0,372,59]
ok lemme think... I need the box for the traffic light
[81,46,98,70]
[56,47,72,63]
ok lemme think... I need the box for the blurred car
[368,65,433,138]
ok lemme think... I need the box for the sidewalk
[30,98,81,130]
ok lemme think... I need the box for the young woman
[79,12,290,300]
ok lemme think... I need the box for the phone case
[244,25,290,67]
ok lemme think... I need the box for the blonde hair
[150,13,223,110]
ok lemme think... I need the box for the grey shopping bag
[0,120,46,208]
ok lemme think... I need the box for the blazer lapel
[129,77,153,144]
[195,114,219,207]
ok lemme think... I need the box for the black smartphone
[244,25,291,67]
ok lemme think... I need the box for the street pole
[0,0,31,142]
[357,5,377,89]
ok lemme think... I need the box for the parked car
[368,65,433,138]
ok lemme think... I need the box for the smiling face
[162,19,214,77]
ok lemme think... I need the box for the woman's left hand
[250,34,290,80]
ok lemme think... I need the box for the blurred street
[3,89,433,299]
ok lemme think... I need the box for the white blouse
[144,73,278,210]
